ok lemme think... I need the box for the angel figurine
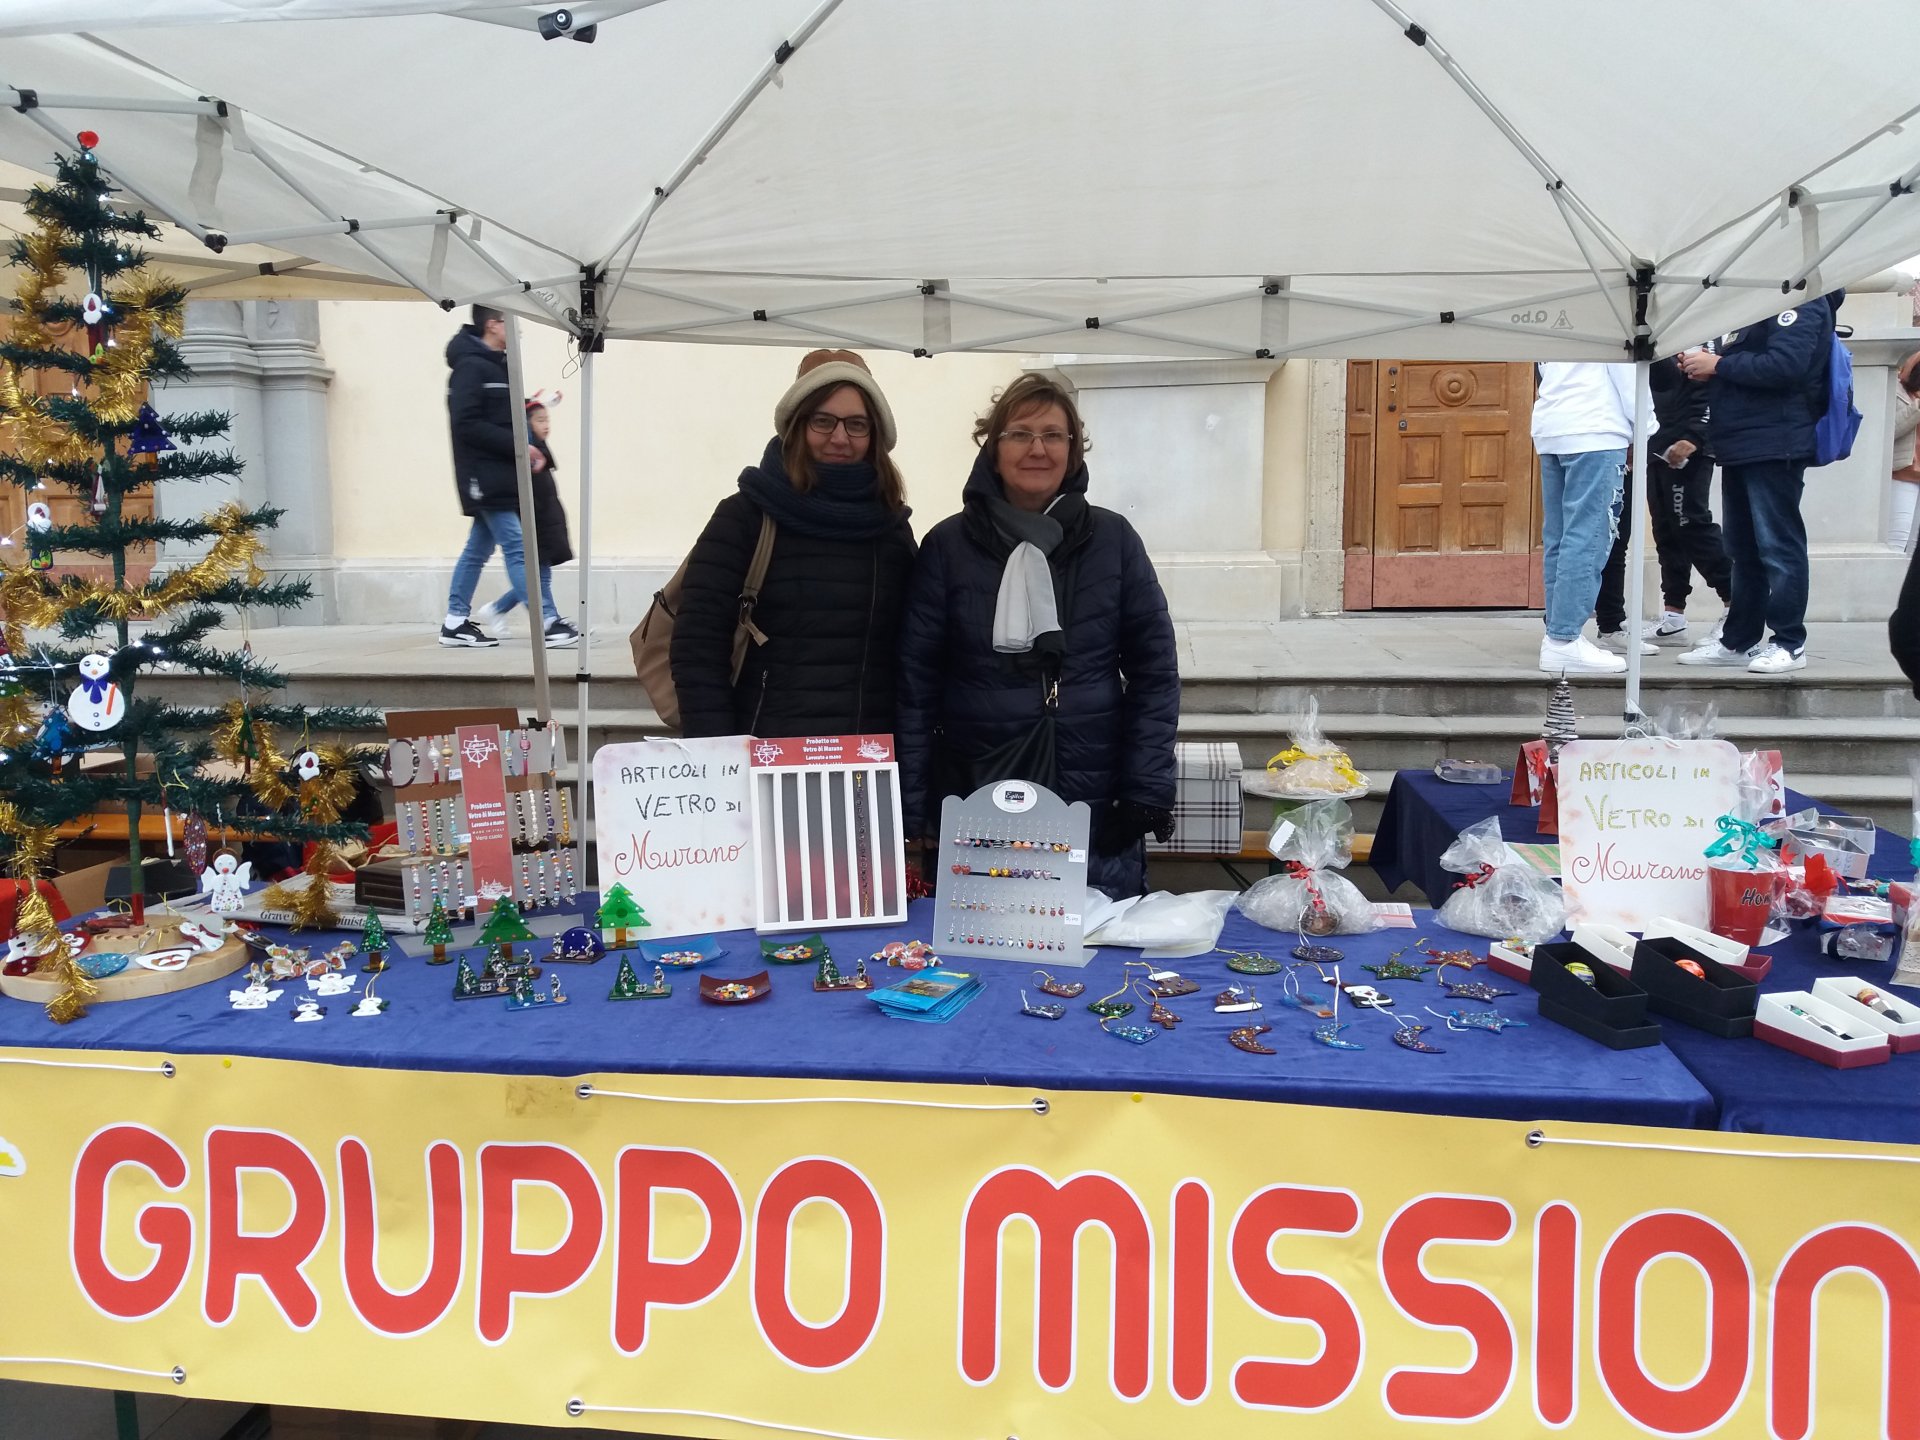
[199,851,252,913]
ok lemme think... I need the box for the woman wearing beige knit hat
[671,349,917,737]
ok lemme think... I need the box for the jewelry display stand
[749,734,907,934]
[933,780,1091,967]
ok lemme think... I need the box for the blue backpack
[1813,331,1861,467]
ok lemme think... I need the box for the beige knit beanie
[772,349,898,452]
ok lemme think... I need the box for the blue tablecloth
[1371,767,1910,903]
[0,898,1716,1132]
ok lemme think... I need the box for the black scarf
[737,437,905,541]
[959,445,1091,560]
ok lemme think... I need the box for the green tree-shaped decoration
[597,882,648,947]
[423,899,454,965]
[479,897,534,962]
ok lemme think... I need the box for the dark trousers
[1595,452,1733,633]
[1889,539,1920,700]
[1719,458,1810,653]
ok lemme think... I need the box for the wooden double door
[1343,359,1540,609]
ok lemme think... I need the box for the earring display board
[933,780,1091,968]
[749,734,907,934]
[385,707,577,922]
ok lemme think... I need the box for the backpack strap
[737,513,776,650]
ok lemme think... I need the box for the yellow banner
[0,1047,1915,1439]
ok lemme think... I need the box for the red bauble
[77,130,99,150]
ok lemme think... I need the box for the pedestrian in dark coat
[671,350,917,738]
[895,374,1179,899]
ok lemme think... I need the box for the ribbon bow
[1453,863,1497,891]
[1703,815,1778,866]
[1265,745,1365,789]
[77,674,111,704]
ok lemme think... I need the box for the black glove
[1096,799,1174,852]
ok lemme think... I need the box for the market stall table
[0,897,1715,1131]
[1370,766,1909,902]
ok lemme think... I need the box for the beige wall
[320,302,1026,564]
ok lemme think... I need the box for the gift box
[1630,937,1758,1038]
[1147,742,1242,854]
[1771,810,1875,881]
[1755,991,1891,1069]
[1642,917,1771,983]
[1570,922,1636,975]
[1531,939,1663,1048]
[1810,976,1920,1053]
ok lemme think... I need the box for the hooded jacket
[445,326,521,516]
[1706,292,1843,465]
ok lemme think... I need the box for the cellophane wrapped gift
[1256,696,1368,799]
[1435,816,1566,942]
[1235,799,1378,934]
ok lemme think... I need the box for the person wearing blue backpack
[1676,290,1849,675]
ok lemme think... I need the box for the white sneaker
[472,600,511,639]
[1677,640,1759,667]
[1707,614,1726,645]
[1747,642,1807,675]
[1645,612,1691,646]
[1540,635,1626,675]
[1595,628,1658,656]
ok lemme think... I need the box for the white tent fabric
[2,1,1919,360]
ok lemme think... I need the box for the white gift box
[1571,923,1637,975]
[1810,976,1920,1053]
[1754,990,1891,1069]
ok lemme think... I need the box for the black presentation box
[1631,936,1759,1038]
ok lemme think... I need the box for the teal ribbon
[1703,815,1778,866]
[1909,835,1920,872]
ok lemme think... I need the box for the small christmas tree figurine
[597,883,648,947]
[608,953,642,1000]
[479,897,534,963]
[359,909,390,973]
[1543,678,1578,762]
[423,899,454,965]
[451,953,482,999]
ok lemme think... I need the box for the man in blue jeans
[1531,362,1633,675]
[1675,292,1841,676]
[439,305,580,648]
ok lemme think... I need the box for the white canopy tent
[3,0,1919,870]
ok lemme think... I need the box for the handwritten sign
[1556,738,1741,930]
[591,736,754,939]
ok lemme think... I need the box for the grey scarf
[985,492,1065,653]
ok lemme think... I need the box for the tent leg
[503,315,553,723]
[574,345,596,889]
[1623,359,1653,720]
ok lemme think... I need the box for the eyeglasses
[807,412,872,439]
[999,428,1071,450]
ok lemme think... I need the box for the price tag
[1069,848,1087,865]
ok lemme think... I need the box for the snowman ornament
[200,851,252,913]
[66,653,125,732]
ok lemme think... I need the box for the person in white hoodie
[1530,362,1635,674]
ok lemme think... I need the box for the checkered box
[1146,742,1243,854]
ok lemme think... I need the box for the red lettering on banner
[202,1128,328,1329]
[1596,1211,1752,1435]
[1768,1223,1920,1440]
[1379,1194,1516,1422]
[1534,1202,1581,1428]
[611,1146,742,1355]
[476,1142,605,1345]
[1170,1179,1214,1404]
[752,1158,885,1370]
[1228,1185,1364,1413]
[338,1138,465,1336]
[958,1168,1153,1399]
[70,1124,192,1321]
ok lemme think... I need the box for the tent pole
[574,344,596,889]
[1623,358,1653,720]
[503,314,553,723]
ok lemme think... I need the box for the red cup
[1707,862,1777,946]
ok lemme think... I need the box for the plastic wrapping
[1434,816,1566,942]
[1247,696,1368,799]
[1235,799,1379,935]
[1084,890,1236,956]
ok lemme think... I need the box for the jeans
[1719,458,1809,653]
[1539,449,1625,643]
[446,510,560,626]
[1595,450,1734,632]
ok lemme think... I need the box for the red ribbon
[1453,863,1497,891]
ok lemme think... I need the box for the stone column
[161,299,337,622]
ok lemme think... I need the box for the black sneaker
[439,619,500,648]
[544,618,582,649]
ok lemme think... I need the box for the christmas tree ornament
[1018,990,1065,1021]
[1100,1013,1159,1044]
[1388,1017,1446,1053]
[547,925,604,964]
[80,293,105,328]
[423,899,454,964]
[1543,678,1578,762]
[1362,958,1430,982]
[199,851,251,913]
[1440,977,1515,1002]
[596,882,647,946]
[183,813,209,875]
[359,909,389,972]
[125,403,175,468]
[23,501,52,572]
[1229,1024,1277,1054]
[1214,984,1261,1014]
[291,997,325,1022]
[813,951,872,992]
[478,897,534,963]
[65,652,125,732]
[350,974,389,1017]
[1427,1005,1527,1034]
[1032,970,1083,999]
[294,749,321,782]
[90,468,107,515]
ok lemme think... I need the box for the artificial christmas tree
[0,138,375,1020]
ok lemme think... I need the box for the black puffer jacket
[1706,292,1841,465]
[672,492,916,738]
[530,436,572,568]
[445,327,520,516]
[896,453,1179,897]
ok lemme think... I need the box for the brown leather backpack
[630,514,775,732]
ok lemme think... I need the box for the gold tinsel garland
[215,703,359,930]
[0,799,88,1023]
[0,502,265,656]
